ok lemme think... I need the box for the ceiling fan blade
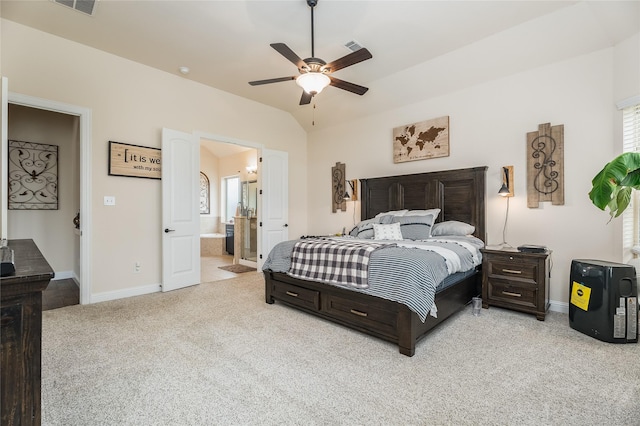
[270,43,306,69]
[329,77,369,96]
[248,76,296,86]
[299,91,313,105]
[323,48,372,73]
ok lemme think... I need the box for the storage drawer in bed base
[269,280,320,311]
[264,271,480,356]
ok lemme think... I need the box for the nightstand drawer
[487,278,537,308]
[487,257,537,281]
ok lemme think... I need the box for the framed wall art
[109,141,161,179]
[393,116,450,163]
[8,140,59,210]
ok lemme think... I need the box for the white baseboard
[90,283,161,304]
[549,300,569,314]
[52,270,77,281]
[52,270,80,287]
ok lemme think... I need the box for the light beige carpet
[42,272,640,425]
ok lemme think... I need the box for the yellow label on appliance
[570,282,591,311]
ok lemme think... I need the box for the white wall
[307,37,639,307]
[1,19,308,299]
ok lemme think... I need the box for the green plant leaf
[614,187,632,218]
[589,152,640,218]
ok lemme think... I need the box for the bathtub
[200,233,225,256]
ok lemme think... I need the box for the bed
[263,166,487,356]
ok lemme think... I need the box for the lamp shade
[498,183,510,196]
[296,72,331,95]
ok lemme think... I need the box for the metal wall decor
[526,123,564,208]
[200,172,210,214]
[8,140,59,210]
[332,162,347,213]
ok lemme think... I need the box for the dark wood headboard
[359,166,487,241]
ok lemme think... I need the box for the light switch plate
[104,196,116,206]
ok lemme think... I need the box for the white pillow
[374,209,408,218]
[373,222,403,240]
[431,221,475,236]
[405,208,441,218]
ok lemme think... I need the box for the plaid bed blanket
[288,238,395,289]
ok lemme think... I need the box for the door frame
[194,131,264,270]
[8,92,92,304]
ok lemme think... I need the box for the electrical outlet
[134,261,141,273]
[104,196,116,206]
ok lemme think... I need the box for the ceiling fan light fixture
[296,72,330,95]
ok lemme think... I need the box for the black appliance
[569,259,637,343]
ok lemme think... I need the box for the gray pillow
[391,214,435,240]
[349,218,377,239]
[431,221,475,236]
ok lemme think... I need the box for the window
[621,98,640,258]
[199,172,210,215]
[223,176,240,223]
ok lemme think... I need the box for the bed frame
[264,166,487,356]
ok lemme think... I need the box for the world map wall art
[393,116,450,163]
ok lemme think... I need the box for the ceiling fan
[248,0,373,105]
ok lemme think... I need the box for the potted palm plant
[589,152,640,219]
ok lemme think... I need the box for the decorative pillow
[404,208,441,219]
[431,221,476,237]
[374,209,408,218]
[373,222,403,240]
[349,218,378,239]
[392,214,435,240]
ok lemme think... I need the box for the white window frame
[619,96,640,259]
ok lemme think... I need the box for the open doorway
[199,138,258,283]
[7,103,80,309]
[6,91,92,305]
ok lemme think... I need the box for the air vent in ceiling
[52,0,97,16]
[344,40,363,52]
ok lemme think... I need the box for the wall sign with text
[109,141,161,179]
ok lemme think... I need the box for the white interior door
[162,128,200,292]
[260,148,288,267]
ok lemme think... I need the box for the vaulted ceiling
[2,1,639,131]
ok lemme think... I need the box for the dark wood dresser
[481,248,551,321]
[1,239,54,426]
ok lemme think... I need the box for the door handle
[164,228,175,233]
[283,224,288,227]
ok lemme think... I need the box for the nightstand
[480,248,551,321]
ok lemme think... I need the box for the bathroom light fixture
[246,166,257,174]
[295,72,331,95]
